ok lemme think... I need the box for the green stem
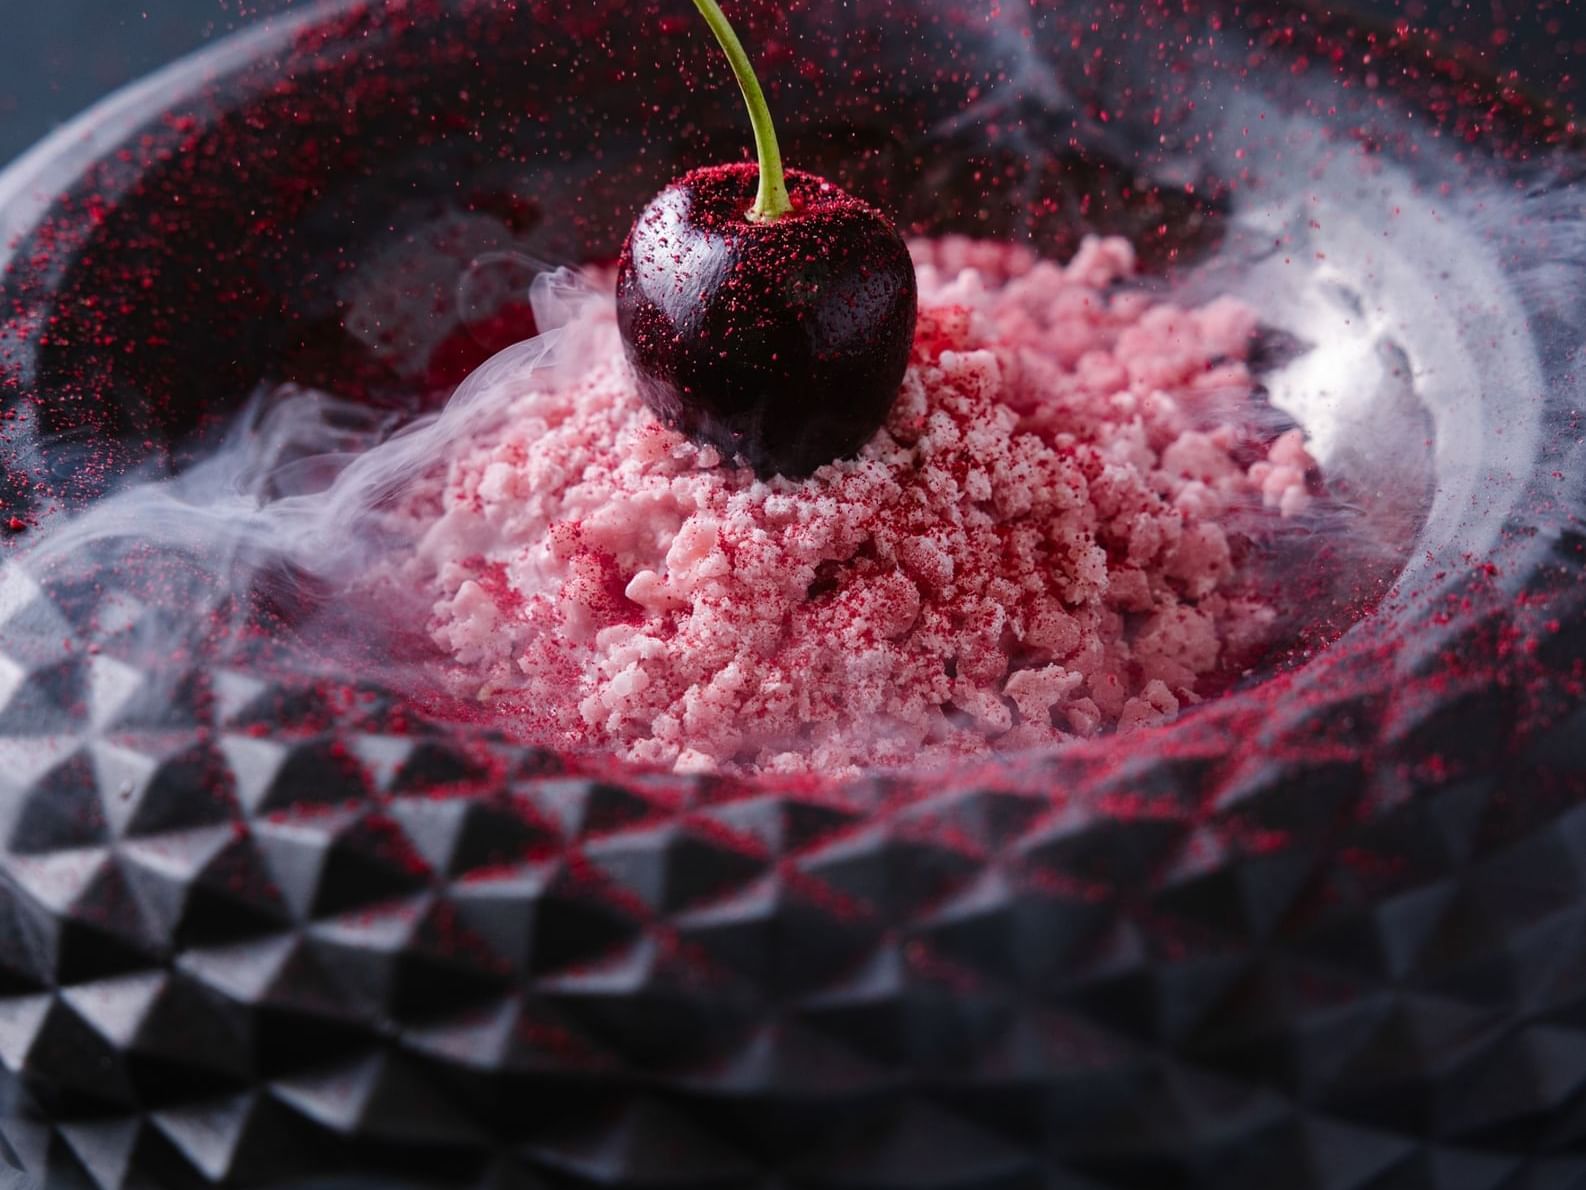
[690,0,792,222]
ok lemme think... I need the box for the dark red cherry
[612,0,918,478]
[616,163,917,478]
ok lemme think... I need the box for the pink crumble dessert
[400,235,1315,775]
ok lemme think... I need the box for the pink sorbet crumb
[1248,427,1318,518]
[391,234,1318,776]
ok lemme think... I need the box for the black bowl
[1,1,1585,1187]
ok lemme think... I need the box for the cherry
[616,0,917,479]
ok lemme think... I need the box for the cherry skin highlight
[616,163,918,479]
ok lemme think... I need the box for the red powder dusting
[391,236,1315,776]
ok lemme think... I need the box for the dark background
[0,0,1583,169]
[0,0,304,166]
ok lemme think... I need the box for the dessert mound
[399,235,1315,775]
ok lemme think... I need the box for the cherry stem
[690,0,792,222]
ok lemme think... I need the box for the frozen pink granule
[395,235,1317,776]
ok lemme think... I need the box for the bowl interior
[0,0,1571,766]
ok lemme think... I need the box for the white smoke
[13,265,600,666]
